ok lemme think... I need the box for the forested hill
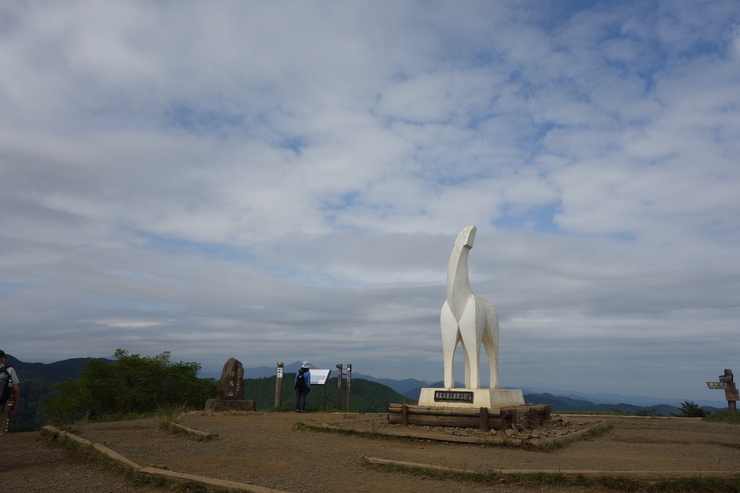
[2,354,112,430]
[3,354,720,425]
[245,374,413,413]
[4,354,111,383]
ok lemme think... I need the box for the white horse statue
[440,225,499,389]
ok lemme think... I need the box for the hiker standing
[0,350,20,436]
[294,361,311,413]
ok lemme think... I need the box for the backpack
[295,371,307,389]
[0,366,13,405]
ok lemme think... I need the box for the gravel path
[0,430,167,492]
[2,413,738,493]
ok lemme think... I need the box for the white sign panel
[707,381,729,390]
[310,369,332,385]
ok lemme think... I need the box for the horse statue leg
[440,301,459,389]
[459,300,481,389]
[479,297,500,389]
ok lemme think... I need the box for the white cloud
[1,0,739,403]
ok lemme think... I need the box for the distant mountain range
[3,354,111,383]
[5,355,727,417]
[243,360,727,414]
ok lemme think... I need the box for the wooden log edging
[41,426,289,493]
[167,421,218,439]
[41,426,143,470]
[387,403,551,430]
[309,418,608,449]
[138,467,284,492]
[364,456,740,480]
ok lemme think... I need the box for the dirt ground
[3,412,740,493]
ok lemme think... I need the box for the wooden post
[336,364,343,411]
[707,369,737,412]
[274,362,284,409]
[401,403,408,426]
[479,407,490,432]
[346,364,352,411]
[723,369,738,412]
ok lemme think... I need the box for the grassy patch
[366,460,740,492]
[40,427,234,492]
[156,410,218,441]
[296,420,519,446]
[50,405,196,426]
[515,422,613,452]
[40,427,169,488]
[704,410,740,425]
[158,420,218,441]
[647,477,739,492]
[559,410,631,416]
[296,420,612,452]
[583,423,613,439]
[293,421,410,442]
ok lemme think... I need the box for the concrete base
[417,388,525,412]
[204,399,256,412]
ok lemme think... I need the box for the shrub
[43,349,216,423]
[673,400,710,418]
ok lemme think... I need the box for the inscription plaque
[434,390,474,403]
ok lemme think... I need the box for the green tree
[43,349,216,423]
[9,378,53,431]
[634,408,658,417]
[674,400,710,418]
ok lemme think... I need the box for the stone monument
[205,357,256,412]
[417,225,525,411]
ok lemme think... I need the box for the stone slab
[217,358,245,400]
[417,388,524,411]
[205,399,256,412]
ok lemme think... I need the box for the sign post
[336,364,343,411]
[706,369,737,412]
[308,369,332,411]
[274,362,284,409]
[346,364,352,411]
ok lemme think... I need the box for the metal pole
[346,363,352,411]
[274,362,284,409]
[322,383,327,411]
[336,364,343,411]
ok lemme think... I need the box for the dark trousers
[295,387,308,411]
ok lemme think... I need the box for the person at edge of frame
[0,349,20,436]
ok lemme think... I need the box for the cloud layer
[1,1,739,401]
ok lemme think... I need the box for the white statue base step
[418,388,525,412]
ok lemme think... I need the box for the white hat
[301,361,310,369]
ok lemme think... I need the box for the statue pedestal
[204,398,255,412]
[417,388,525,412]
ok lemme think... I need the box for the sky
[1,0,739,403]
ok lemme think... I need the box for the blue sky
[1,0,739,402]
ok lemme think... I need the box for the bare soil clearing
[3,412,739,493]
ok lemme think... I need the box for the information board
[310,369,332,385]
